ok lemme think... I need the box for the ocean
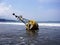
[0,22,60,45]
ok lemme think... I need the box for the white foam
[0,22,25,25]
[38,23,60,26]
[0,22,60,26]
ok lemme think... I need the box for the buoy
[12,13,39,30]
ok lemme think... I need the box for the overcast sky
[0,0,60,21]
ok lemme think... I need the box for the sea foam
[0,22,60,26]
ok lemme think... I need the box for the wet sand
[0,24,60,45]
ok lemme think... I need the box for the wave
[0,22,60,26]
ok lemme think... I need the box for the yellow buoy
[12,13,39,30]
[26,20,39,30]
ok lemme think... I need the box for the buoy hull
[25,20,39,30]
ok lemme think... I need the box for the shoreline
[0,22,60,26]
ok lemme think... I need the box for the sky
[0,0,60,21]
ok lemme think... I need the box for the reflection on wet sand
[25,30,39,45]
[0,24,60,45]
[26,30,39,37]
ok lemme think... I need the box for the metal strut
[12,13,39,30]
[12,13,29,24]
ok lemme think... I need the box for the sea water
[0,22,60,45]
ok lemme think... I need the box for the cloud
[38,0,60,3]
[0,0,2,3]
[0,0,60,21]
[0,2,23,20]
[0,3,12,14]
[0,2,24,20]
[37,8,60,21]
[0,3,13,19]
[36,0,60,21]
